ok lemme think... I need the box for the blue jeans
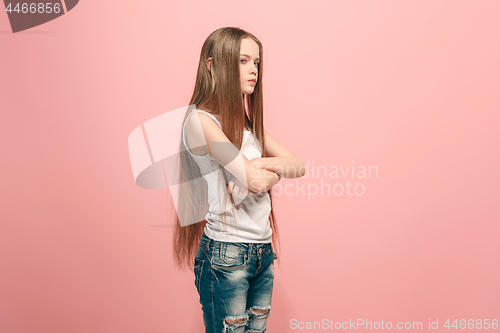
[194,231,277,333]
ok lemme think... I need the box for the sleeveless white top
[182,109,272,243]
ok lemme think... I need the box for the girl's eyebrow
[240,54,260,61]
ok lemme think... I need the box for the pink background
[1,0,499,332]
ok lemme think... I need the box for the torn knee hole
[248,306,271,318]
[223,314,248,332]
[224,317,246,326]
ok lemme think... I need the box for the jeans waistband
[200,231,271,250]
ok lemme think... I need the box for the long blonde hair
[172,27,280,271]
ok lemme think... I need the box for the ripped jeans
[194,231,277,333]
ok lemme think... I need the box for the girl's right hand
[227,179,250,196]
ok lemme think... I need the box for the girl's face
[239,37,260,95]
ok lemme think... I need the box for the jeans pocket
[212,243,246,270]
[194,258,204,294]
[220,243,240,264]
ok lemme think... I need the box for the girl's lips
[249,80,256,85]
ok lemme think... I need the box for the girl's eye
[240,59,260,66]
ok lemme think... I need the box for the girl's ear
[206,57,213,71]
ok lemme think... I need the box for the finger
[238,185,247,195]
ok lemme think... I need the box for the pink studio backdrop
[1,1,499,332]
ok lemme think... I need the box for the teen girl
[173,27,305,333]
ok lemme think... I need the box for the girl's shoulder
[192,109,221,126]
[191,109,252,132]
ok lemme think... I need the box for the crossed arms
[184,112,305,194]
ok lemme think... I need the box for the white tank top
[182,109,272,243]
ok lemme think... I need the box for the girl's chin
[242,89,255,95]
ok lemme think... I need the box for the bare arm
[185,112,280,193]
[252,129,306,178]
[253,156,305,178]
